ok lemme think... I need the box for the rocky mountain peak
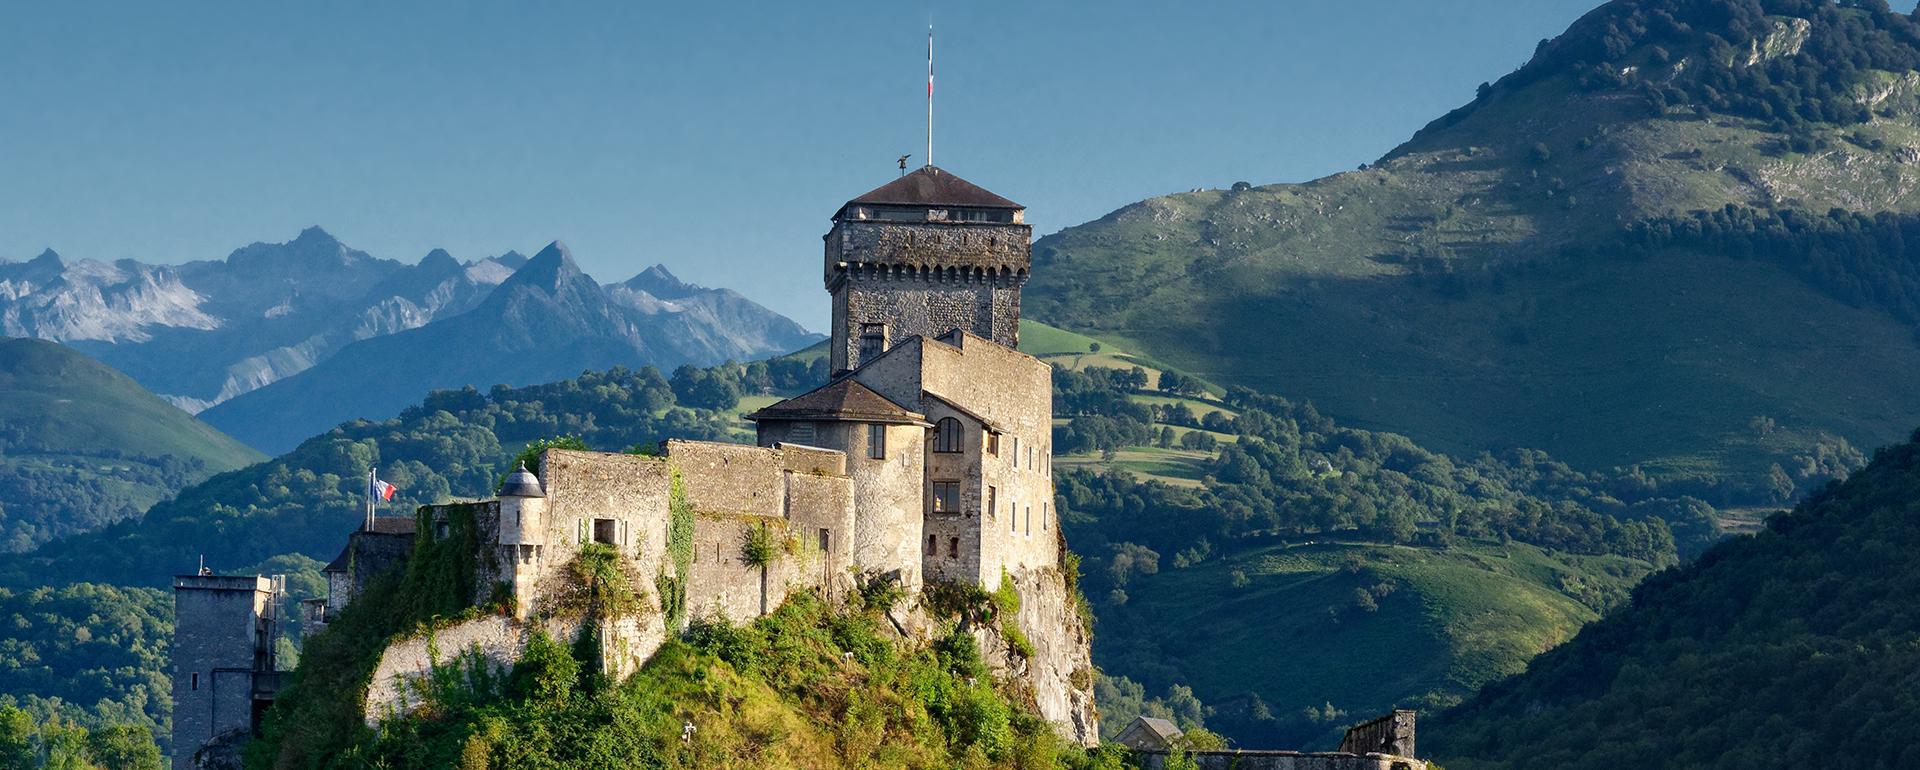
[623,264,698,300]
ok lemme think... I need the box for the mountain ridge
[3,229,820,448]
[1025,0,1920,502]
[196,241,804,454]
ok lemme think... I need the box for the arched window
[934,417,963,453]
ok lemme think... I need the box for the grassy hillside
[1023,320,1699,747]
[0,338,264,550]
[1025,0,1920,501]
[1430,428,1920,770]
[1098,540,1649,748]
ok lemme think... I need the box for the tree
[0,707,34,770]
[86,725,159,770]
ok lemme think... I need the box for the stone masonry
[170,575,281,770]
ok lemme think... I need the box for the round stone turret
[498,462,547,548]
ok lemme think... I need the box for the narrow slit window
[948,537,959,558]
[859,323,887,360]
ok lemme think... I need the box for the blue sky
[0,1,1716,328]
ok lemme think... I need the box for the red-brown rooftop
[843,166,1022,211]
[747,378,929,425]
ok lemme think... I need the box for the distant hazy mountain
[196,242,819,453]
[0,338,262,551]
[1,227,519,413]
[0,228,819,451]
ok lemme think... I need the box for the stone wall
[363,442,859,723]
[1340,710,1417,759]
[826,220,1031,272]
[362,614,585,725]
[831,275,1021,372]
[678,441,855,621]
[845,421,926,587]
[1134,752,1426,770]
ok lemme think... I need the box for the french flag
[374,478,397,501]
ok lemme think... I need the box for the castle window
[934,417,963,453]
[868,424,887,459]
[435,521,450,540]
[819,528,831,553]
[790,422,816,444]
[987,486,998,520]
[948,537,959,558]
[859,323,887,360]
[191,673,199,691]
[988,432,1000,456]
[592,518,617,545]
[1043,503,1049,531]
[928,533,937,553]
[1025,506,1032,536]
[931,481,960,513]
[1010,436,1019,467]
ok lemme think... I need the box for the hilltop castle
[170,166,1096,769]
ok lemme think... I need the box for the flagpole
[366,467,375,530]
[927,25,934,169]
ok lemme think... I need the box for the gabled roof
[1113,716,1184,751]
[844,166,1022,210]
[322,546,351,574]
[921,390,1004,432]
[747,378,929,425]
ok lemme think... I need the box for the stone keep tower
[171,573,283,770]
[825,165,1031,373]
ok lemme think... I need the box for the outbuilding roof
[1113,716,1184,751]
[322,546,351,574]
[843,166,1022,211]
[746,378,929,425]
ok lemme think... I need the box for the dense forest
[1431,428,1920,769]
[0,452,208,553]
[1620,205,1920,328]
[1430,0,1920,135]
[0,584,171,749]
[1050,366,1738,575]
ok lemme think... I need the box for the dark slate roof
[366,516,417,535]
[844,166,1022,210]
[499,463,546,498]
[322,546,351,574]
[747,378,928,425]
[921,390,1003,432]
